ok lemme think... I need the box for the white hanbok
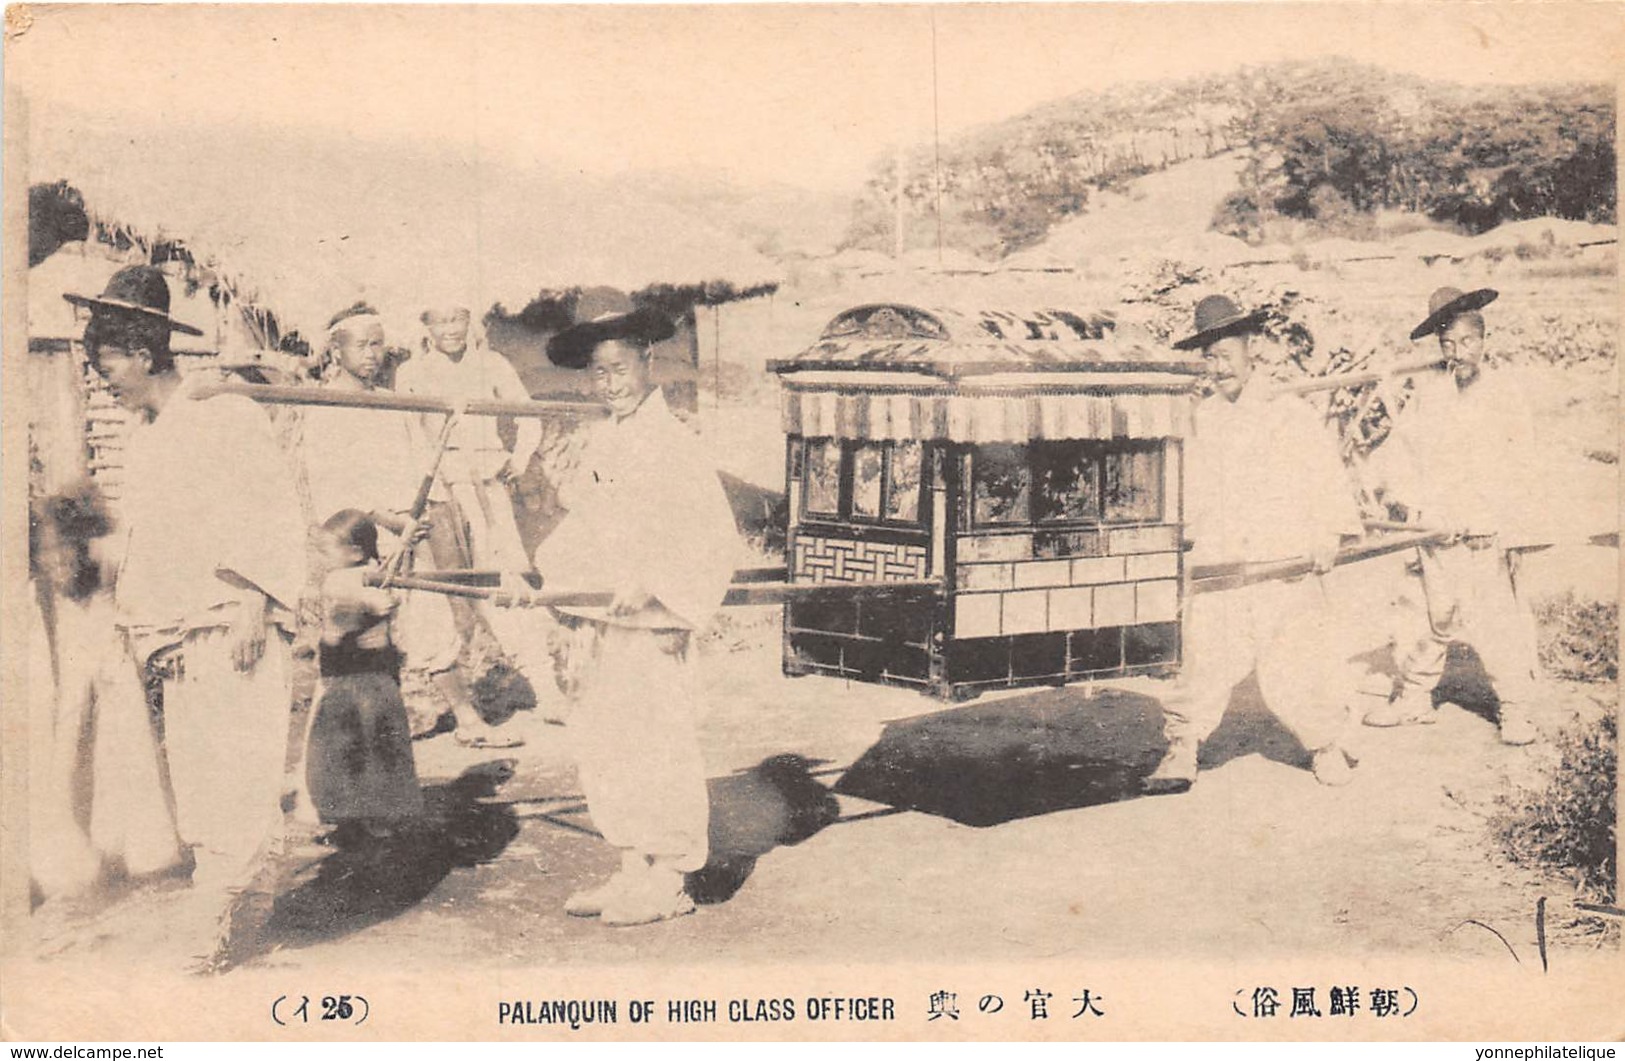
[1165,381,1364,753]
[533,388,740,871]
[114,380,307,885]
[1378,369,1553,709]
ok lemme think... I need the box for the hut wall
[26,341,89,497]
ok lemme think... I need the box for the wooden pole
[365,572,942,608]
[1362,519,1618,550]
[378,411,461,584]
[1188,529,1454,594]
[379,530,1466,607]
[190,380,606,420]
[402,565,789,586]
[1272,356,1446,397]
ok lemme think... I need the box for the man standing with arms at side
[68,265,307,916]
[1144,295,1364,794]
[1362,287,1551,745]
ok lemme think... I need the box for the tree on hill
[843,59,1616,257]
[1215,65,1615,240]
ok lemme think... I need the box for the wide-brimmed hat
[63,264,204,336]
[1409,286,1498,341]
[1171,294,1268,351]
[545,287,675,369]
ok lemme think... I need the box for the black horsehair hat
[1409,287,1498,341]
[545,287,676,369]
[63,264,204,337]
[1172,294,1268,351]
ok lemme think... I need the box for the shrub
[1534,593,1619,683]
[1494,711,1617,905]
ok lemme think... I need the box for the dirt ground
[24,539,1617,980]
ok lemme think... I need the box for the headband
[329,312,383,340]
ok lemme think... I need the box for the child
[305,510,424,839]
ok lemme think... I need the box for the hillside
[622,169,857,261]
[843,58,1615,258]
[28,110,785,343]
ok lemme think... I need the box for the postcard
[3,2,1620,1043]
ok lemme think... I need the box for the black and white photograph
[2,2,1619,1042]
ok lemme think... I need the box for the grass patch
[1535,593,1619,682]
[1494,711,1617,909]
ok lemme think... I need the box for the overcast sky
[10,3,1621,193]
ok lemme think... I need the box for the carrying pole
[364,572,942,609]
[190,380,606,420]
[375,530,1468,606]
[1271,356,1446,397]
[1187,529,1456,594]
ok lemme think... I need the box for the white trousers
[389,534,460,677]
[90,646,185,877]
[567,622,710,872]
[31,594,182,898]
[447,479,552,680]
[1397,544,1541,709]
[154,626,293,884]
[1163,577,1352,754]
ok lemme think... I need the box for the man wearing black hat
[1144,295,1364,794]
[512,290,740,926]
[1362,287,1548,744]
[68,265,307,912]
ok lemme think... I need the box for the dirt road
[28,563,1613,978]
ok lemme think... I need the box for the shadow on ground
[687,754,841,905]
[835,644,1510,828]
[834,686,1174,827]
[1431,644,1502,722]
[213,760,520,970]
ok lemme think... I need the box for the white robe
[394,342,541,497]
[532,388,740,869]
[116,383,306,634]
[1377,368,1551,707]
[114,381,307,883]
[1167,382,1363,749]
[300,398,423,529]
[1184,381,1363,568]
[1381,369,1558,547]
[534,388,739,631]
